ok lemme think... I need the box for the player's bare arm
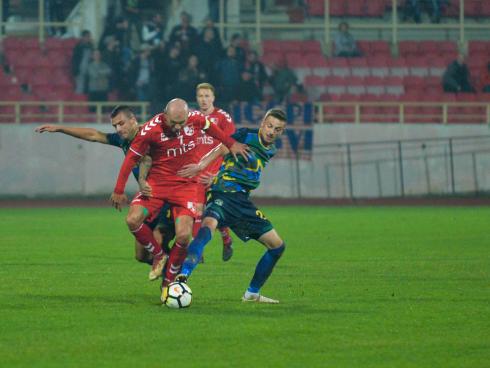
[110,192,128,212]
[35,125,109,144]
[178,144,228,178]
[138,155,153,197]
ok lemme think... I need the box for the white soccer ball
[162,281,192,309]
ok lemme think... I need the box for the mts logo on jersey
[166,132,197,157]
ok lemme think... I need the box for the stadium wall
[1,123,489,198]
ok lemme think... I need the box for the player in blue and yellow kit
[175,108,287,303]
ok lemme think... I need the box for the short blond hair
[196,82,215,94]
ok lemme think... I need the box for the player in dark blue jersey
[35,105,174,269]
[175,108,287,304]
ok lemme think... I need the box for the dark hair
[264,108,287,123]
[110,105,135,119]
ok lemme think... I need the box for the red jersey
[113,111,235,197]
[197,108,235,176]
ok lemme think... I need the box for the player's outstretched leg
[126,206,167,281]
[242,230,285,304]
[160,214,193,291]
[219,226,233,262]
[179,224,214,278]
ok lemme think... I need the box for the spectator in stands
[1,0,9,35]
[169,11,198,60]
[403,0,446,24]
[215,46,243,105]
[142,13,165,47]
[270,60,298,103]
[238,70,260,103]
[86,50,112,110]
[102,36,124,95]
[480,62,490,93]
[160,45,184,102]
[442,54,475,93]
[129,44,153,101]
[200,17,223,51]
[195,27,223,80]
[106,17,133,71]
[334,22,361,58]
[208,0,220,22]
[150,40,168,113]
[229,33,246,65]
[288,83,309,103]
[176,55,207,100]
[46,0,66,36]
[124,0,142,44]
[243,50,268,100]
[72,30,94,94]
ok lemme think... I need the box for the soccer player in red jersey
[110,98,249,286]
[35,106,174,266]
[194,83,235,261]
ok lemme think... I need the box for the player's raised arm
[178,144,228,178]
[202,117,249,162]
[138,155,153,197]
[111,130,149,210]
[35,125,109,144]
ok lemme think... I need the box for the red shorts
[131,183,203,223]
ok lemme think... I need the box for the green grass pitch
[0,205,489,367]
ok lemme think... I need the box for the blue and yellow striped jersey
[211,128,277,193]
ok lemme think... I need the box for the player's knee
[126,214,143,230]
[175,233,191,247]
[269,242,285,259]
[134,253,146,262]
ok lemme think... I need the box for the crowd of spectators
[71,4,302,113]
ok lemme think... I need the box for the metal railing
[1,100,490,125]
[0,101,150,124]
[214,0,486,54]
[310,135,490,198]
[314,101,490,125]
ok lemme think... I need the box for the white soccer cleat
[241,291,279,304]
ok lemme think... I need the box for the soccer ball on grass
[162,281,192,309]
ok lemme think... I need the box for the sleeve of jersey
[113,134,148,194]
[231,128,248,143]
[203,117,236,148]
[106,133,120,147]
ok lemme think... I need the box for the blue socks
[247,244,285,294]
[180,227,212,277]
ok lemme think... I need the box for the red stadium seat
[327,58,350,77]
[368,55,390,77]
[370,41,391,57]
[345,76,366,95]
[301,40,322,54]
[329,0,345,16]
[349,57,370,77]
[399,41,420,57]
[346,1,364,17]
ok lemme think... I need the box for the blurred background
[0,0,489,199]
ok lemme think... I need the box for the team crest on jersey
[209,117,218,125]
[187,201,197,214]
[214,199,223,206]
[183,126,194,136]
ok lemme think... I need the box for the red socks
[219,227,232,247]
[131,223,164,256]
[163,242,188,286]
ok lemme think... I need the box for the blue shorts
[204,191,273,242]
